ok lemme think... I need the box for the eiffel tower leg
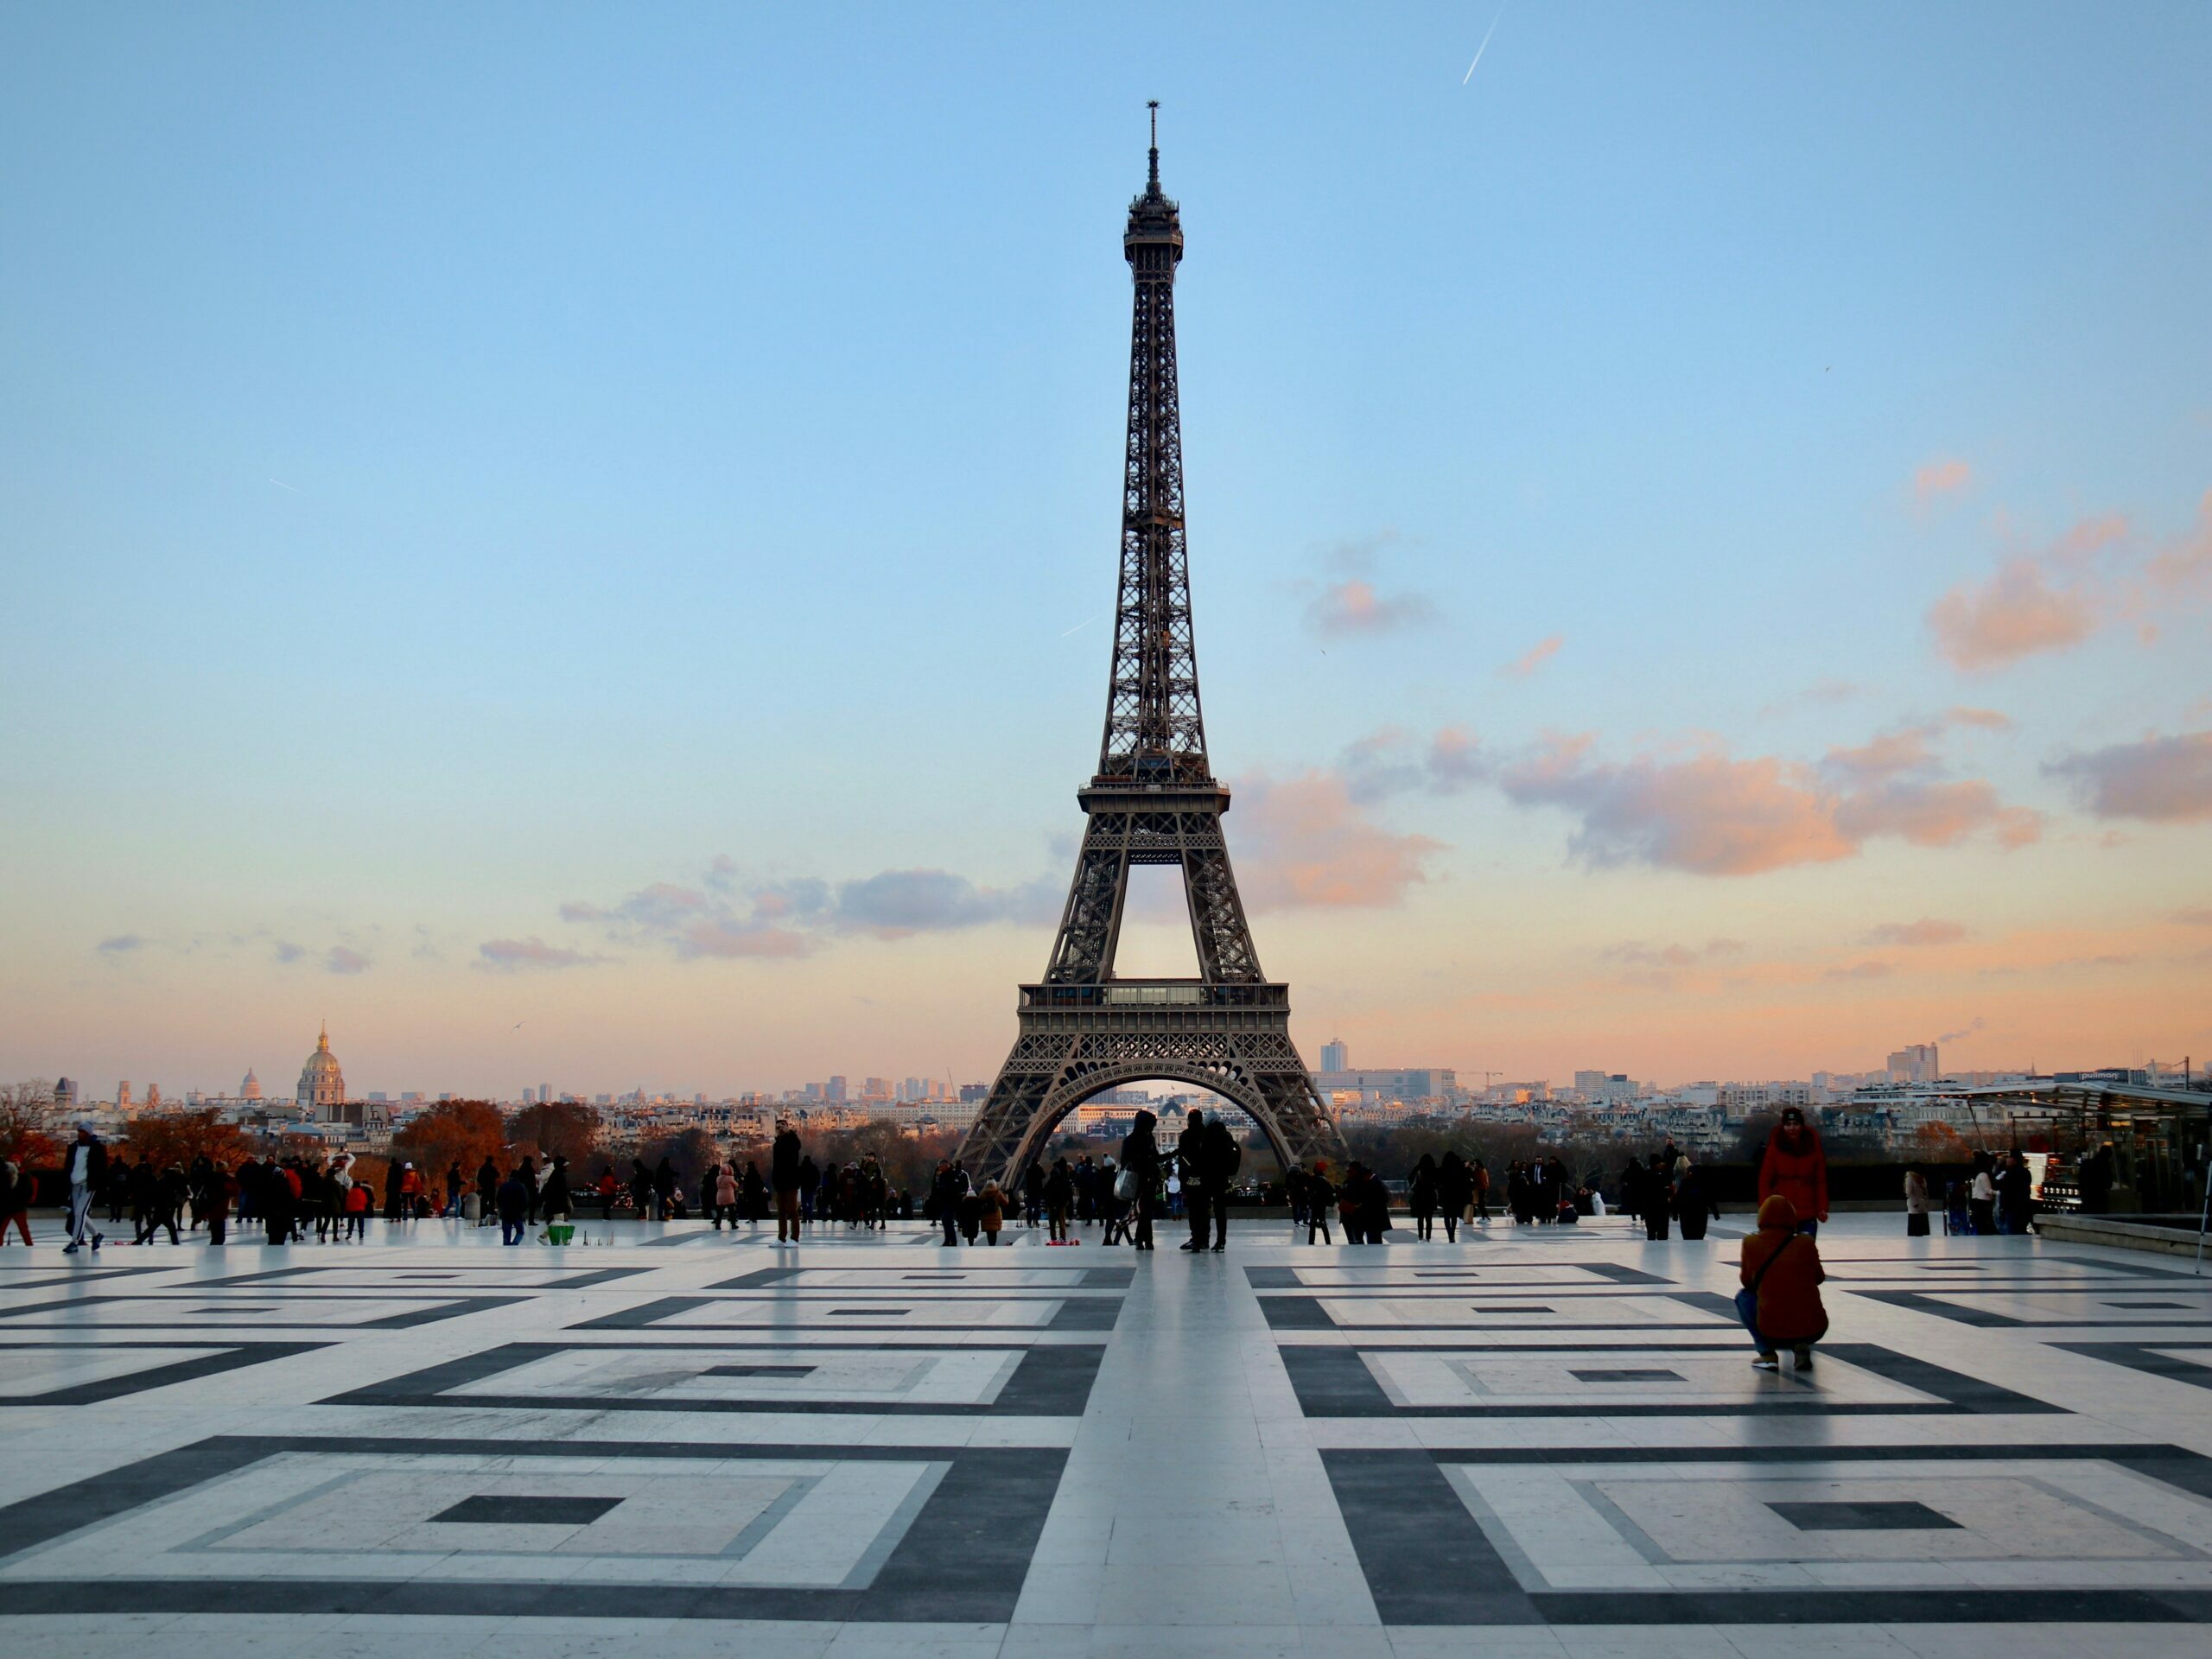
[960,1030,1075,1185]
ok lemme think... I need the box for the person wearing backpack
[1738,1194,1827,1372]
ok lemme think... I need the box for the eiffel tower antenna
[957,112,1347,1185]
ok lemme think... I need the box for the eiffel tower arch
[958,110,1349,1186]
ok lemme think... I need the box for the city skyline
[4,5,2209,1096]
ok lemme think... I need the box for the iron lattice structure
[958,113,1348,1185]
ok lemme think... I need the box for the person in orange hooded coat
[1738,1194,1827,1371]
[1757,1107,1828,1235]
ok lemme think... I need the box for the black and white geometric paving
[3,1213,2209,1656]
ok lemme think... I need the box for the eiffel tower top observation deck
[955,111,1347,1184]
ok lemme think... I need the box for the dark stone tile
[0,1341,327,1408]
[1321,1447,1541,1625]
[1569,1368,1683,1383]
[1768,1499,1960,1531]
[702,1363,817,1379]
[431,1495,622,1526]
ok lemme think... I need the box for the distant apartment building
[1316,1065,1455,1103]
[1886,1044,1940,1084]
[1319,1039,1349,1074]
[117,1082,131,1110]
[959,1083,988,1104]
[824,1076,849,1103]
[862,1077,892,1101]
[1573,1071,1636,1103]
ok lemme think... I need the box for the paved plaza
[3,1213,2211,1656]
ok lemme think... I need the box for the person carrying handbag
[1738,1194,1827,1372]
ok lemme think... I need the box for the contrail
[1462,5,1506,84]
[1060,613,1106,638]
[269,477,302,494]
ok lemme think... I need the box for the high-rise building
[296,1023,346,1116]
[540,1083,550,1108]
[145,1084,162,1110]
[824,1076,848,1103]
[240,1068,262,1100]
[54,1077,78,1110]
[1886,1044,1940,1084]
[1320,1039,1349,1074]
[117,1082,131,1110]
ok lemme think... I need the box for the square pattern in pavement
[3,1210,2209,1656]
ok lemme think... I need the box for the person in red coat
[1757,1107,1828,1235]
[1738,1194,1827,1371]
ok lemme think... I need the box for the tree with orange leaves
[391,1100,508,1190]
[124,1108,250,1171]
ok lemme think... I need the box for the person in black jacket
[772,1120,804,1242]
[477,1157,501,1228]
[1179,1109,1212,1252]
[1435,1152,1471,1243]
[1200,1118,1240,1250]
[496,1172,530,1245]
[1408,1154,1439,1242]
[1120,1112,1160,1251]
[1997,1150,2036,1235]
[540,1155,573,1224]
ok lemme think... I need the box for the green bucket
[546,1222,575,1245]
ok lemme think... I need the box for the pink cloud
[1307,579,1433,639]
[2045,731,2212,823]
[1865,918,1967,948]
[1499,737,1855,876]
[477,937,607,971]
[2147,488,2212,597]
[1928,556,2096,671]
[1823,726,1939,785]
[1500,730,2038,876]
[1912,457,1973,503]
[1833,779,2028,848]
[681,918,812,959]
[1947,705,2014,731]
[1230,769,1444,909]
[1501,633,1564,679]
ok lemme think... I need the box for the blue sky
[3,3,2209,1099]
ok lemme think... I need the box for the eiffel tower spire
[957,112,1347,1187]
[1101,101,1208,785]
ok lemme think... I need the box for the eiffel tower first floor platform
[959,979,1350,1183]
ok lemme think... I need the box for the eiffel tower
[958,109,1349,1185]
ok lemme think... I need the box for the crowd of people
[0,1106,2094,1268]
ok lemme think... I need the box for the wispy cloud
[1339,726,1487,803]
[1822,960,1894,982]
[1866,918,1967,948]
[1307,578,1434,639]
[560,856,1065,960]
[96,933,146,957]
[1501,633,1563,679]
[272,940,307,965]
[1229,769,1445,911]
[1911,457,1973,504]
[2044,731,2212,823]
[1918,498,2212,672]
[476,937,609,972]
[1605,938,1746,969]
[325,945,370,976]
[1947,705,2014,731]
[1929,553,2099,671]
[1497,724,2039,877]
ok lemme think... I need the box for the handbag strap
[1746,1233,1794,1298]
